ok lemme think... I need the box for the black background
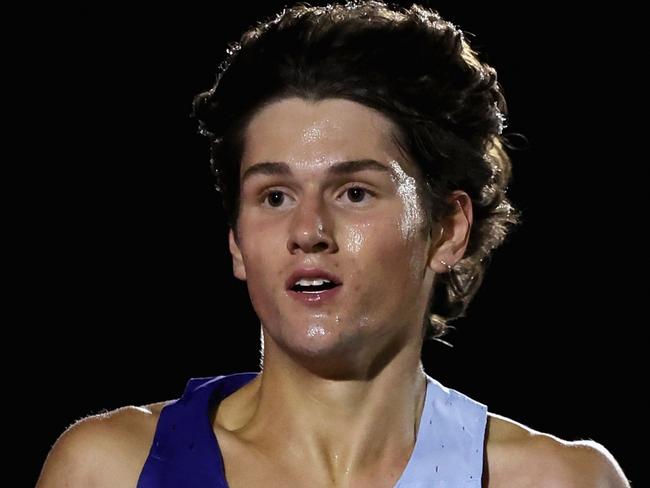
[27,1,638,485]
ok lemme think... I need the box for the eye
[261,190,288,208]
[341,186,375,204]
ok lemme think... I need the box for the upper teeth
[294,278,332,286]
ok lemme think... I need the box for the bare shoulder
[485,412,631,487]
[36,400,172,488]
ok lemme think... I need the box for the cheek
[242,259,285,326]
[238,237,282,299]
[342,223,369,254]
[382,240,424,287]
[352,217,424,286]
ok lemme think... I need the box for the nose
[287,195,338,254]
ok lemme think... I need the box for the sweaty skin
[225,96,472,486]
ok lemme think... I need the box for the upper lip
[285,268,343,290]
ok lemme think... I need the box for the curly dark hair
[191,0,522,343]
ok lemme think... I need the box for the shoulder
[485,412,630,487]
[36,400,172,488]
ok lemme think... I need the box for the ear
[228,227,247,281]
[428,191,473,274]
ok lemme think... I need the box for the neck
[217,338,428,485]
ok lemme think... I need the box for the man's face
[229,97,442,369]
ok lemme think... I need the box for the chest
[223,461,413,488]
[220,443,539,488]
[218,431,488,488]
[219,428,417,488]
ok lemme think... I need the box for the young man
[36,1,631,487]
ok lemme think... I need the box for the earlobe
[228,228,247,281]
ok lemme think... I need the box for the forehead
[240,97,414,176]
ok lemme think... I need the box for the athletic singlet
[137,372,487,487]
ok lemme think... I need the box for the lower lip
[287,285,342,306]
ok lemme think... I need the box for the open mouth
[290,280,341,293]
[285,269,343,304]
[287,279,342,305]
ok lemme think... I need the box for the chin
[284,324,365,357]
[289,324,343,352]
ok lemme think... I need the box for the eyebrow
[241,159,395,185]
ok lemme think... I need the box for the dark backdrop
[28,2,637,485]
